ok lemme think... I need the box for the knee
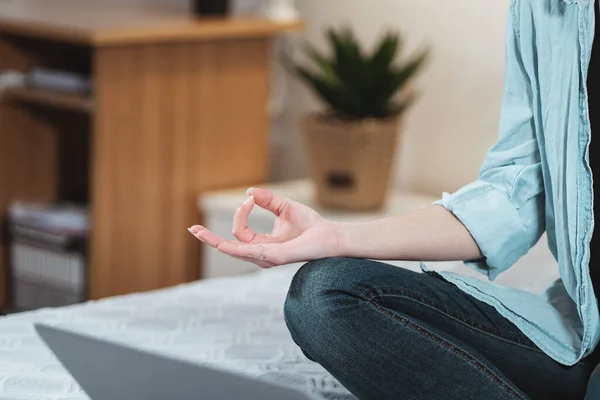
[286,257,342,297]
[283,257,363,346]
[284,257,360,309]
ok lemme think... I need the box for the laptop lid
[35,324,313,400]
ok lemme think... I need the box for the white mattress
[0,244,559,400]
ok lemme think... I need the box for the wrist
[330,220,353,258]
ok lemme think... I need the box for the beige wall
[271,0,511,196]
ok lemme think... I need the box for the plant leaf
[327,27,368,91]
[370,32,402,74]
[381,48,429,102]
[293,26,429,119]
[296,66,364,118]
[302,42,338,84]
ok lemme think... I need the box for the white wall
[270,0,511,195]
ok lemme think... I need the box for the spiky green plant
[294,27,429,120]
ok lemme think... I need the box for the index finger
[232,196,276,244]
[247,187,290,216]
[232,195,257,243]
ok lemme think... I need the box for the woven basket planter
[301,115,401,211]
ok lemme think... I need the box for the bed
[0,240,559,400]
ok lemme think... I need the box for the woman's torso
[429,0,600,367]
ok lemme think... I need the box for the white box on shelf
[198,180,438,279]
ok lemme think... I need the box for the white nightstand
[198,180,438,278]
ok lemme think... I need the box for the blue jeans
[283,258,600,400]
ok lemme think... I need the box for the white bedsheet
[0,263,357,400]
[0,244,559,400]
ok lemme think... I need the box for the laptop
[35,324,314,400]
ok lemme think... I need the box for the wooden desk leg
[91,38,271,299]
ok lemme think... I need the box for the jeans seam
[374,286,544,353]
[363,290,527,400]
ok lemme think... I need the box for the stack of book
[6,202,89,312]
[25,68,92,94]
[0,68,92,94]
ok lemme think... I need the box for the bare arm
[190,190,483,267]
[333,205,483,262]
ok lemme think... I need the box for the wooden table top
[0,0,303,46]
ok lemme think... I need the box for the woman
[189,0,600,398]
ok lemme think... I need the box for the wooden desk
[0,0,302,309]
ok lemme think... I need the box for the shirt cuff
[435,181,536,280]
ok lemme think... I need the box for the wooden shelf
[2,87,94,113]
[0,0,303,311]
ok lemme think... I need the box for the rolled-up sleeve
[437,3,545,280]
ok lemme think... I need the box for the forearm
[333,205,483,262]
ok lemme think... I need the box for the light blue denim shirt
[428,0,600,366]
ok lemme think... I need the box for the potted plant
[293,27,429,210]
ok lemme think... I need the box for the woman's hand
[188,187,341,268]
